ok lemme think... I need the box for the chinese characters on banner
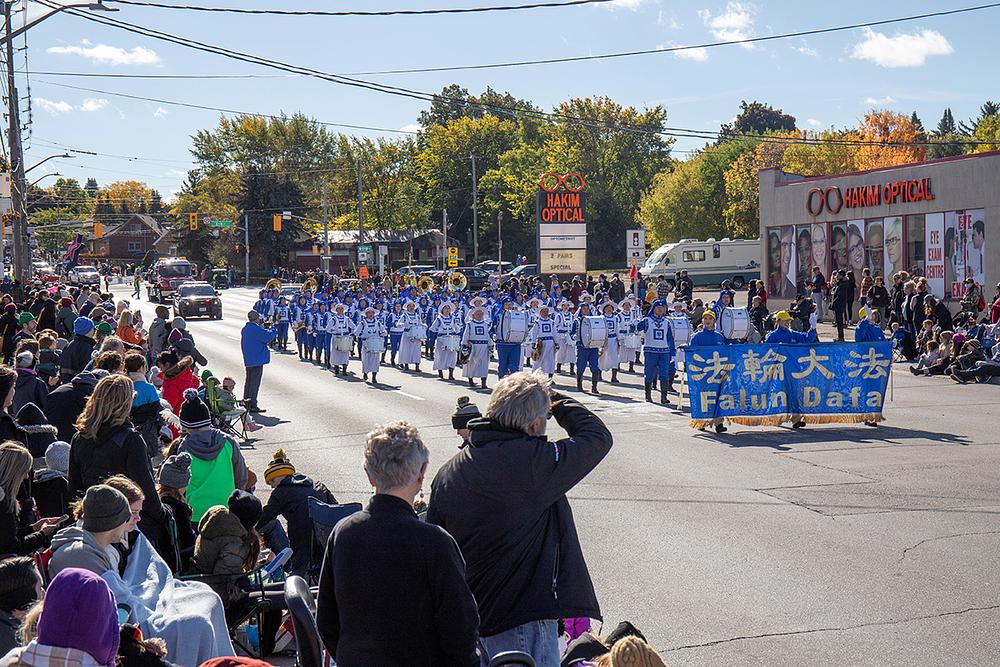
[686,342,892,426]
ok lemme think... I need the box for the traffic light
[189,213,198,231]
[272,214,282,233]
[94,222,103,239]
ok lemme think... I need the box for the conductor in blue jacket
[242,310,277,414]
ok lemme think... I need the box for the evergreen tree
[959,101,1000,135]
[138,199,148,214]
[936,108,957,135]
[910,111,927,143]
[928,108,965,159]
[84,178,99,200]
[120,201,130,216]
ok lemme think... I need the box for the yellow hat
[858,306,868,319]
[264,448,295,484]
[702,310,716,320]
[774,310,793,321]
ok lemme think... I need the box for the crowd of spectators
[0,275,667,666]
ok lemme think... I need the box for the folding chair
[283,575,323,667]
[306,497,363,578]
[204,376,249,440]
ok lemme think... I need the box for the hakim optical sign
[536,172,587,274]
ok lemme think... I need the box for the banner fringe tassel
[688,413,885,429]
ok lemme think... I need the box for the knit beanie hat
[179,388,212,429]
[44,440,71,474]
[81,484,131,533]
[227,489,263,531]
[37,568,120,666]
[172,317,187,330]
[15,350,34,368]
[73,316,95,336]
[263,448,295,484]
[59,296,73,308]
[17,311,34,325]
[200,369,214,383]
[96,321,114,335]
[452,396,481,430]
[158,452,192,489]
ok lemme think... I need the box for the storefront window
[865,219,883,279]
[810,222,828,279]
[883,216,904,279]
[905,214,925,277]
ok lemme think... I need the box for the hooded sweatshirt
[177,428,249,522]
[45,370,100,442]
[48,527,114,578]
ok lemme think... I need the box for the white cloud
[850,27,953,68]
[698,2,756,49]
[793,44,818,57]
[398,123,421,134]
[863,95,895,105]
[153,107,168,118]
[79,98,108,112]
[600,0,654,10]
[674,46,709,61]
[806,118,822,127]
[34,97,73,114]
[47,39,161,66]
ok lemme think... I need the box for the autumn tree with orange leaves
[855,110,927,171]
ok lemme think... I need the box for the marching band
[249,277,741,401]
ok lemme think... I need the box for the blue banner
[686,341,892,426]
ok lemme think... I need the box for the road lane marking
[396,390,426,401]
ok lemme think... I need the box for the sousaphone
[447,271,468,292]
[417,275,435,294]
[264,278,281,291]
[302,276,318,294]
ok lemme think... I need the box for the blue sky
[16,0,998,200]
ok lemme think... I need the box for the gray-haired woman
[316,421,479,667]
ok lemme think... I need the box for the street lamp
[4,0,120,287]
[29,172,61,188]
[26,154,73,174]
[1,1,118,46]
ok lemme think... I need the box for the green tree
[542,96,673,266]
[970,114,1000,153]
[638,157,722,246]
[724,134,794,238]
[928,108,965,159]
[719,100,796,142]
[782,130,858,176]
[959,101,1000,135]
[239,170,306,271]
[419,84,538,128]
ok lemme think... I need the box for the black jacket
[14,402,58,459]
[131,400,166,460]
[160,494,195,574]
[0,492,50,556]
[933,302,954,331]
[68,422,167,538]
[12,369,47,415]
[258,473,336,575]
[316,494,479,667]
[60,334,97,382]
[427,394,612,636]
[45,370,99,442]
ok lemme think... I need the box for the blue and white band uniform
[635,316,676,383]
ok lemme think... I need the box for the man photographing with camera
[427,371,613,667]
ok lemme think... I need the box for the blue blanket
[102,533,235,666]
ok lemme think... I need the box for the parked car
[508,263,538,278]
[395,264,436,277]
[173,282,223,320]
[66,265,101,287]
[476,260,513,274]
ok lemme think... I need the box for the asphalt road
[117,285,1000,666]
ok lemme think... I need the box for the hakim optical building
[758,150,1000,309]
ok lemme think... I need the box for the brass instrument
[417,275,435,294]
[264,278,281,291]
[645,289,657,305]
[302,276,318,294]
[447,271,468,292]
[404,273,418,287]
[531,339,544,362]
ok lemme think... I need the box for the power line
[34,78,420,135]
[101,0,613,16]
[48,2,1000,150]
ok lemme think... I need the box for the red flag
[629,263,637,282]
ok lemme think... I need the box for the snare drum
[670,316,692,346]
[362,336,385,353]
[439,335,460,352]
[579,316,607,349]
[334,336,354,352]
[621,333,641,349]
[720,307,750,341]
[499,311,528,344]
[408,324,427,341]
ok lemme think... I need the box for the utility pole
[497,210,503,284]
[470,155,479,265]
[243,212,250,283]
[4,1,28,288]
[356,158,364,244]
[321,181,329,272]
[441,209,448,270]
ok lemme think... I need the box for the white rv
[640,238,760,289]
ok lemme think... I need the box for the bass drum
[579,316,607,349]
[362,336,385,353]
[499,311,528,344]
[670,316,692,347]
[720,307,750,341]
